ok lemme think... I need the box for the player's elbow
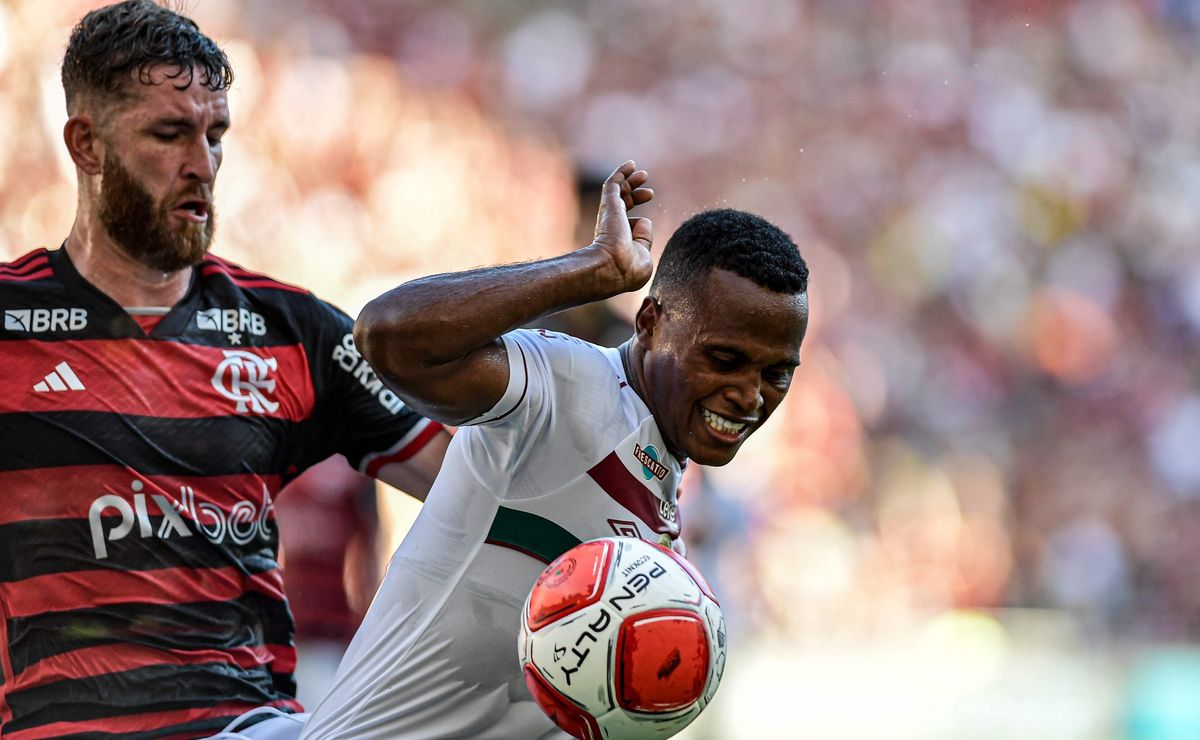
[354,296,418,386]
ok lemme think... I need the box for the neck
[65,218,192,308]
[619,339,650,408]
[620,339,687,463]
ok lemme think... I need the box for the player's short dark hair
[650,209,809,298]
[62,0,233,111]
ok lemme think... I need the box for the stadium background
[4,0,1200,737]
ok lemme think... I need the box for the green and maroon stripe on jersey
[485,450,679,564]
[486,506,582,565]
[587,451,679,538]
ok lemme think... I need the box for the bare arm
[355,161,654,425]
[374,425,452,502]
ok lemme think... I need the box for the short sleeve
[452,328,625,501]
[460,331,539,427]
[298,299,441,477]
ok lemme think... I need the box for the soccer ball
[518,536,727,739]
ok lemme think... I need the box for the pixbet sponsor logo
[88,480,275,559]
[212,349,279,414]
[331,333,407,415]
[634,443,669,481]
[5,307,88,332]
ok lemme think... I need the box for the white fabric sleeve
[460,332,537,427]
[453,329,618,501]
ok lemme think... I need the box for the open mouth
[173,199,209,223]
[701,408,749,439]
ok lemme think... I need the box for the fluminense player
[0,2,450,737]
[297,162,810,739]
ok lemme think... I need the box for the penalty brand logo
[88,480,275,559]
[634,443,669,481]
[212,349,279,414]
[551,553,670,687]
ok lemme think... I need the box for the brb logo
[212,349,279,414]
[88,480,275,559]
[5,307,88,332]
[196,307,266,336]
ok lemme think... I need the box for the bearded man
[0,2,450,737]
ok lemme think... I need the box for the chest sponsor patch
[196,307,267,336]
[5,307,88,332]
[88,479,275,560]
[634,443,669,481]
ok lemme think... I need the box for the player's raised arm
[355,161,655,425]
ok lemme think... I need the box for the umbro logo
[34,361,85,392]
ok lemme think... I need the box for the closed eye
[765,370,790,386]
[708,352,740,371]
[764,363,797,387]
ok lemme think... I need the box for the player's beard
[98,153,215,273]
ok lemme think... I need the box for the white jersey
[301,329,684,740]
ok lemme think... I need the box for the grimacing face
[638,268,809,466]
[99,147,215,272]
[94,64,228,271]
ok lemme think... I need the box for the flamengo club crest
[212,349,279,414]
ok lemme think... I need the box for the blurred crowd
[5,0,1200,709]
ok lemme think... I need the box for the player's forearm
[356,245,623,380]
[375,426,451,502]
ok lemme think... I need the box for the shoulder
[511,327,605,357]
[508,328,615,378]
[508,328,627,409]
[0,249,55,286]
[195,254,352,330]
[197,254,312,297]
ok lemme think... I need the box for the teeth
[702,408,746,435]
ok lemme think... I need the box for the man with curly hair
[0,3,449,737]
[300,164,811,739]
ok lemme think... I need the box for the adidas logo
[34,361,85,392]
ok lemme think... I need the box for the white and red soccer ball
[518,536,727,739]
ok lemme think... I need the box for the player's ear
[64,113,103,176]
[634,296,660,344]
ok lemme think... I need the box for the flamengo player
[299,163,810,739]
[0,3,449,738]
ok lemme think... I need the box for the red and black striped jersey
[0,247,441,739]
